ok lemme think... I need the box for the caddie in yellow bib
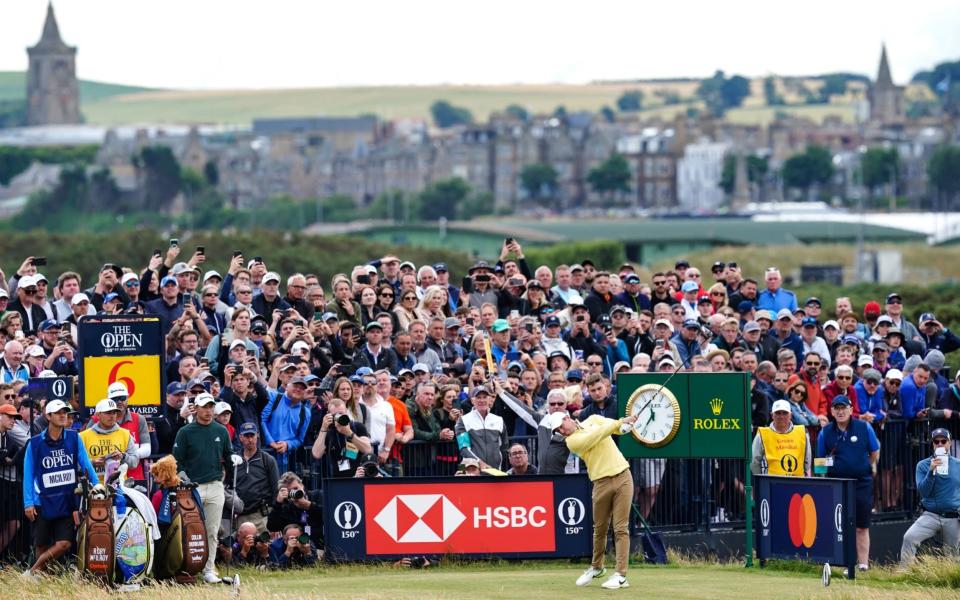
[79,399,139,477]
[751,399,811,477]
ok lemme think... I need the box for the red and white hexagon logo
[373,494,466,543]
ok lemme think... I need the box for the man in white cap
[751,399,811,477]
[102,382,151,483]
[173,392,242,583]
[79,398,139,478]
[22,399,99,579]
[11,275,46,336]
[251,272,291,327]
[551,409,638,589]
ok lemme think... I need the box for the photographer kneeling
[230,521,270,568]
[266,472,323,548]
[268,523,317,568]
[311,396,373,478]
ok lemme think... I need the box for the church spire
[876,44,894,88]
[32,3,72,52]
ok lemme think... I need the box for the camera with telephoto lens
[257,531,271,544]
[287,488,306,502]
[409,556,428,569]
[297,533,311,545]
[336,413,351,427]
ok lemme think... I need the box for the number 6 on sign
[108,360,136,400]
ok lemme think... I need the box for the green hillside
[0,71,152,104]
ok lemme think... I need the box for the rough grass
[3,557,959,600]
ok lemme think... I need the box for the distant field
[0,71,151,104]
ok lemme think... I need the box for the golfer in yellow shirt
[549,411,638,590]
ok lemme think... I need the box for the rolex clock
[625,384,681,448]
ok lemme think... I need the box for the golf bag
[77,495,115,584]
[154,485,208,584]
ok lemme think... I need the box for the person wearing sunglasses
[899,428,960,568]
[816,394,880,572]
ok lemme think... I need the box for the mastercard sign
[78,315,164,415]
[756,475,857,577]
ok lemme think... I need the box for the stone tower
[868,44,904,126]
[26,3,81,126]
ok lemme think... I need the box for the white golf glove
[230,454,243,467]
[619,422,635,435]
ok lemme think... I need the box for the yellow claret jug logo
[710,397,723,416]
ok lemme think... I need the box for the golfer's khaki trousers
[591,467,634,574]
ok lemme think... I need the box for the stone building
[26,3,81,126]
[869,45,905,126]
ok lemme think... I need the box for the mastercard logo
[787,493,817,548]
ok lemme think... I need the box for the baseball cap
[885,369,903,381]
[194,393,217,407]
[397,368,414,379]
[171,262,191,276]
[675,260,690,269]
[45,399,70,415]
[230,339,247,350]
[526,280,543,291]
[399,261,416,271]
[26,345,45,358]
[491,319,510,333]
[886,326,905,340]
[681,281,699,293]
[94,399,120,414]
[565,369,583,382]
[468,260,492,274]
[545,315,561,328]
[18,275,37,289]
[364,321,383,332]
[188,377,208,389]
[291,340,311,353]
[886,293,902,304]
[321,311,338,322]
[771,399,791,413]
[683,318,700,329]
[569,264,583,272]
[108,382,129,399]
[872,341,889,352]
[863,301,882,315]
[0,288,8,299]
[831,395,851,407]
[203,270,222,282]
[160,275,178,287]
[471,385,491,398]
[121,272,139,286]
[239,422,258,436]
[658,356,676,368]
[263,272,281,284]
[0,404,21,419]
[862,369,882,383]
[461,457,480,469]
[355,367,374,377]
[841,334,861,346]
[755,310,773,323]
[545,411,566,431]
[737,301,754,314]
[776,308,793,321]
[507,361,524,372]
[801,317,817,328]
[654,318,674,332]
[443,317,460,329]
[412,363,429,374]
[743,321,761,333]
[432,262,448,273]
[931,427,952,441]
[823,320,839,331]
[166,382,186,395]
[697,296,712,305]
[214,401,232,416]
[804,297,822,307]
[711,261,725,272]
[623,274,641,285]
[875,315,893,326]
[857,355,874,367]
[919,313,940,326]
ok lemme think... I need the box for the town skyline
[2,0,959,90]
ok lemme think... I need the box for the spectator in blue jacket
[917,313,960,354]
[755,268,797,314]
[899,363,932,419]
[771,309,804,365]
[261,376,311,473]
[854,368,886,423]
[672,319,703,368]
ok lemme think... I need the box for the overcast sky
[3,0,959,89]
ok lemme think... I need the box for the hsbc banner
[755,475,856,575]
[324,476,593,560]
[78,315,164,416]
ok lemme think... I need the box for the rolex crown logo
[709,397,723,416]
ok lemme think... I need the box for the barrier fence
[1,417,956,565]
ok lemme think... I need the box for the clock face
[625,384,681,448]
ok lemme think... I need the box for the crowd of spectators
[1,240,959,568]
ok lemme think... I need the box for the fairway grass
[3,562,957,600]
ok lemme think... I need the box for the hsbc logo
[374,494,466,543]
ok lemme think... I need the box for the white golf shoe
[576,566,607,586]
[202,570,222,584]
[600,572,629,589]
